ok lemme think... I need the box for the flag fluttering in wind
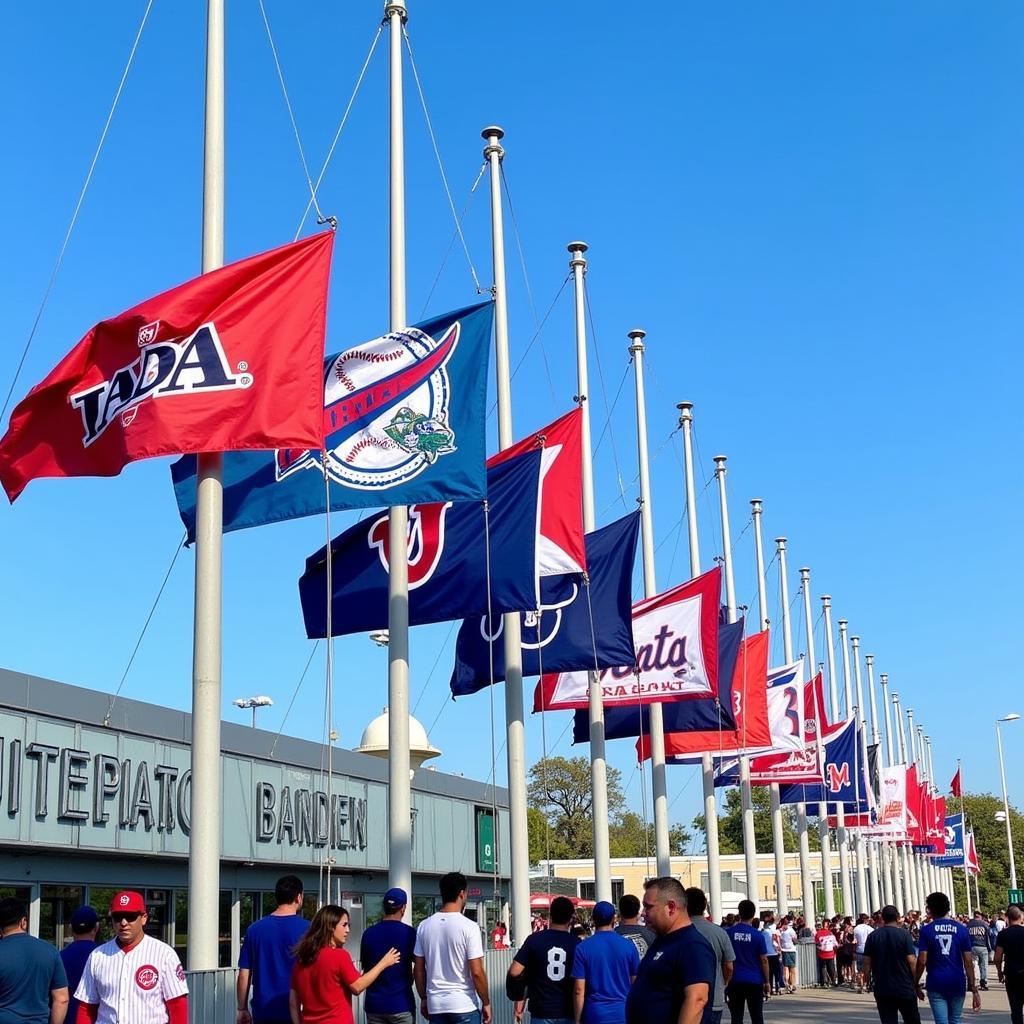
[950,766,962,798]
[0,232,335,501]
[172,299,494,539]
[298,448,542,637]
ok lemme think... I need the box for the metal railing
[187,950,519,1024]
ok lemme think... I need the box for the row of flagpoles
[0,0,987,966]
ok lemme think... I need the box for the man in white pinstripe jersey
[73,891,188,1024]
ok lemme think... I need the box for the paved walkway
[758,984,1010,1022]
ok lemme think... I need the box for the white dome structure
[356,707,442,778]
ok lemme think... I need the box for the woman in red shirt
[289,905,400,1024]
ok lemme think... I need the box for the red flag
[636,629,770,760]
[0,232,334,501]
[950,766,962,798]
[967,831,981,875]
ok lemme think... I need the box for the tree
[692,786,822,853]
[951,792,1024,913]
[527,756,691,861]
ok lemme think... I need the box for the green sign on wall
[1008,889,1024,905]
[476,807,496,873]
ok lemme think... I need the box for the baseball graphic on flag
[277,322,460,490]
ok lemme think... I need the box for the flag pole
[570,243,615,901]
[851,636,877,912]
[838,618,862,914]
[677,401,722,921]
[627,327,671,875]
[907,707,927,907]
[187,0,225,971]
[776,539,812,926]
[920,726,938,897]
[823,598,854,916]
[880,673,905,911]
[916,723,934,895]
[483,126,531,940]
[866,654,894,908]
[713,459,758,903]
[384,0,413,914]
[894,694,921,911]
[752,504,789,916]
[957,756,972,915]
[800,565,835,921]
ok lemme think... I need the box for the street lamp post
[997,713,1020,890]
[233,695,273,729]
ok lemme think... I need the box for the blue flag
[172,301,494,541]
[449,513,639,697]
[933,813,965,867]
[299,448,540,638]
[778,718,862,806]
[572,616,743,744]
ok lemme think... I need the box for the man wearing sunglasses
[73,891,189,1024]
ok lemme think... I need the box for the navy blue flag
[778,718,862,806]
[573,616,743,744]
[933,813,965,867]
[172,301,494,541]
[299,448,540,638]
[449,513,639,697]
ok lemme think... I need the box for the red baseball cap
[110,891,146,915]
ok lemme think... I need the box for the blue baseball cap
[383,887,408,911]
[592,900,616,926]
[71,906,98,931]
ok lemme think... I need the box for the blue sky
[2,2,1021,848]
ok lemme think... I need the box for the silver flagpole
[569,244,615,899]
[851,636,876,912]
[714,459,757,902]
[627,327,671,875]
[894,694,920,912]
[919,725,937,897]
[482,126,531,940]
[881,674,905,911]
[866,654,893,908]
[839,621,866,915]
[800,566,835,921]
[678,402,722,921]
[957,757,972,916]
[906,708,927,908]
[188,0,225,970]
[385,0,413,914]
[823,598,853,917]
[776,539,812,925]
[752,503,788,916]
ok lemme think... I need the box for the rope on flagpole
[2,0,156,425]
[321,459,336,905]
[269,641,321,758]
[294,24,383,240]
[481,499,502,921]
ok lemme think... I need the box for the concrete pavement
[759,983,1010,1022]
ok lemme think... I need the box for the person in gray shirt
[685,888,735,1024]
[615,894,657,958]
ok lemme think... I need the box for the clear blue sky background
[2,2,1021,851]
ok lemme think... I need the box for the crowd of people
[4,873,1024,1024]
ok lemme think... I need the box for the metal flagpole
[714,459,757,902]
[956,757,972,915]
[839,619,866,915]
[822,598,853,917]
[894,694,921,912]
[916,724,934,896]
[570,245,616,897]
[800,566,835,921]
[482,126,531,940]
[866,654,893,908]
[907,709,928,906]
[925,734,944,904]
[384,0,414,917]
[678,402,722,921]
[851,636,878,912]
[776,539,812,924]
[752,503,788,916]
[881,674,905,911]
[627,326,671,875]
[188,0,225,970]
[919,726,938,897]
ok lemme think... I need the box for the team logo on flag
[69,323,250,447]
[367,502,452,589]
[827,761,851,793]
[135,966,159,990]
[276,322,460,489]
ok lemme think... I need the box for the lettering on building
[255,782,367,850]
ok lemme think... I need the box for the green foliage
[692,786,822,853]
[527,756,691,861]
[951,792,1024,913]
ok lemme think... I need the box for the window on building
[39,885,84,948]
[577,880,625,904]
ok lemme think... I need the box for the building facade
[0,669,509,965]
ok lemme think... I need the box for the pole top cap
[838,618,848,628]
[677,400,693,412]
[481,125,505,140]
[713,454,727,466]
[627,328,646,341]
[851,635,860,644]
[750,497,763,506]
[774,536,787,545]
[567,240,589,254]
[865,653,874,662]
[799,565,810,574]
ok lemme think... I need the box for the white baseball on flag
[864,763,908,840]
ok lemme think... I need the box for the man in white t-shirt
[853,913,874,993]
[414,872,491,1024]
